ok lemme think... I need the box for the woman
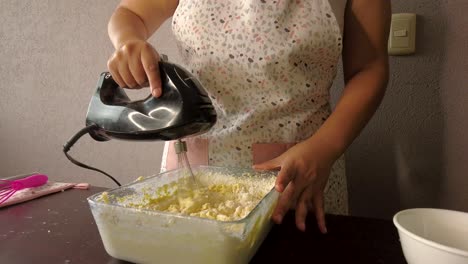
[107,0,391,233]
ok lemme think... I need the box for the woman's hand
[107,39,162,97]
[253,138,339,233]
[107,1,178,96]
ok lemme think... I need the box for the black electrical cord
[63,124,122,186]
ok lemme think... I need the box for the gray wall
[0,0,178,187]
[0,1,466,219]
[330,0,468,218]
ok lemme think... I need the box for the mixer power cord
[63,124,122,186]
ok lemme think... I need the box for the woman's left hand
[253,138,339,233]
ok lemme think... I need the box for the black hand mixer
[63,59,217,186]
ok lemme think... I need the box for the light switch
[393,29,407,37]
[388,13,416,55]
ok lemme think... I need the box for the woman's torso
[169,0,346,168]
[163,0,349,215]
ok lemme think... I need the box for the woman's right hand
[107,39,162,97]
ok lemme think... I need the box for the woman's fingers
[254,145,330,233]
[294,186,327,233]
[313,193,327,234]
[107,40,161,95]
[274,164,296,193]
[295,185,315,232]
[295,198,308,232]
[128,51,148,88]
[141,44,161,97]
[252,157,292,192]
[256,157,303,224]
[119,63,138,88]
[107,56,126,88]
[272,181,296,224]
[252,157,281,171]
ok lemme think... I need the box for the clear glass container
[87,166,279,264]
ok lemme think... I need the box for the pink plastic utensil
[0,174,48,205]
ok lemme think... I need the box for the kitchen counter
[0,186,407,264]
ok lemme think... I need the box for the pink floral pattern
[166,0,348,214]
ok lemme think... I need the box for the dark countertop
[0,187,407,264]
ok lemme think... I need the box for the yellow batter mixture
[99,171,275,221]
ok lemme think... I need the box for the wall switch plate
[388,13,416,55]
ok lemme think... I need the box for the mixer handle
[99,55,170,104]
[98,73,132,104]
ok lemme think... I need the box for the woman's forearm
[307,59,389,160]
[108,1,178,49]
[108,7,149,49]
[308,0,391,161]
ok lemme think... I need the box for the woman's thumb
[252,158,281,171]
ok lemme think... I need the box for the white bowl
[393,208,468,264]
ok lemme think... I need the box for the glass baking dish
[87,166,279,264]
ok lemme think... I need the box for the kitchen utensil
[0,174,49,205]
[393,208,468,264]
[1,172,40,181]
[85,61,216,142]
[63,59,216,186]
